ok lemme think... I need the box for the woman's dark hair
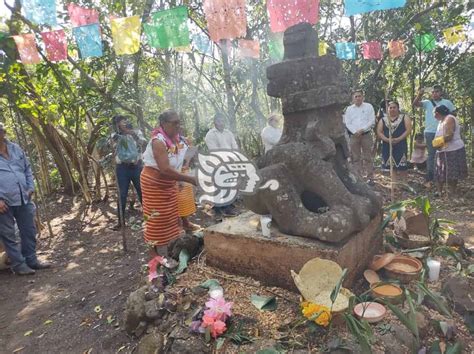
[112,115,128,133]
[159,109,178,125]
[388,101,400,109]
[434,105,450,116]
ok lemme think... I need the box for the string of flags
[6,0,471,65]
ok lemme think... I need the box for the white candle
[427,259,441,282]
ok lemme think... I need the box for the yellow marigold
[301,302,332,327]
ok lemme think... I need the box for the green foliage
[384,289,419,347]
[343,313,373,354]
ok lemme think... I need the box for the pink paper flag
[67,3,99,27]
[203,0,247,42]
[361,41,382,60]
[238,39,260,58]
[267,0,320,33]
[41,30,68,62]
[388,40,405,58]
[13,33,41,64]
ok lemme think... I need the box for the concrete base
[204,211,383,291]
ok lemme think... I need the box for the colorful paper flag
[67,3,99,27]
[21,0,57,26]
[414,33,436,52]
[443,25,466,45]
[388,40,405,58]
[267,0,320,33]
[268,32,284,61]
[361,41,382,60]
[41,30,68,62]
[13,33,41,64]
[110,16,141,55]
[318,41,328,56]
[335,42,356,60]
[203,0,247,42]
[345,0,406,17]
[237,39,260,59]
[73,24,103,58]
[143,6,190,49]
[192,33,213,55]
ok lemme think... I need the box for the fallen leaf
[250,294,277,311]
[117,346,126,352]
[83,348,92,354]
[37,333,46,339]
[106,315,114,324]
[44,320,53,325]
[13,347,25,353]
[24,330,33,337]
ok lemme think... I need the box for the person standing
[0,122,51,275]
[413,85,456,186]
[261,114,282,153]
[343,89,376,184]
[111,115,147,230]
[204,113,238,151]
[433,105,467,196]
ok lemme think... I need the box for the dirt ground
[0,169,473,353]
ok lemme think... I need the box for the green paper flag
[144,6,190,49]
[268,32,283,61]
[414,33,436,52]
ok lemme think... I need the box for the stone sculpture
[244,23,381,243]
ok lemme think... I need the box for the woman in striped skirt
[141,110,197,255]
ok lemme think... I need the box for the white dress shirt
[261,126,282,152]
[205,128,238,150]
[343,102,375,134]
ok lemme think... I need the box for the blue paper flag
[21,0,57,26]
[344,0,406,17]
[335,42,356,60]
[73,24,103,58]
[192,33,212,55]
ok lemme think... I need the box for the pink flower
[200,315,227,338]
[148,255,164,282]
[204,296,233,322]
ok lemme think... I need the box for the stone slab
[204,211,383,291]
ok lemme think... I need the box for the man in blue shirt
[0,122,50,275]
[413,85,455,184]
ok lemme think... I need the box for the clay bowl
[369,253,395,271]
[353,302,387,323]
[383,255,423,283]
[395,234,432,249]
[370,283,404,304]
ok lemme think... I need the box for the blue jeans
[116,162,143,223]
[424,132,436,182]
[0,201,38,270]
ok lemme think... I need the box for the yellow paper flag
[318,41,328,56]
[111,16,141,55]
[443,25,466,45]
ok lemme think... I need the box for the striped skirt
[141,166,180,246]
[177,183,196,217]
[435,147,468,183]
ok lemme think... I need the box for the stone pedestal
[204,212,383,291]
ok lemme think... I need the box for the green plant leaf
[205,327,211,343]
[417,282,451,317]
[200,279,221,291]
[331,268,348,306]
[385,301,418,339]
[446,341,463,354]
[216,337,226,350]
[250,294,277,311]
[175,249,190,274]
[343,313,372,354]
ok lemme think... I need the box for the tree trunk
[219,40,238,134]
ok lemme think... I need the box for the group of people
[0,83,469,275]
[343,85,468,195]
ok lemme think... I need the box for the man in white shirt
[261,114,282,153]
[343,90,376,184]
[205,113,238,151]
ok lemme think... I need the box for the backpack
[116,135,139,163]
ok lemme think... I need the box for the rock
[191,286,208,296]
[137,328,164,354]
[144,289,161,301]
[405,213,430,237]
[168,234,203,260]
[445,234,465,248]
[124,286,148,335]
[240,339,279,352]
[169,326,209,353]
[134,321,148,338]
[144,299,164,321]
[442,276,474,315]
[377,332,407,354]
[415,311,429,338]
[391,324,418,351]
